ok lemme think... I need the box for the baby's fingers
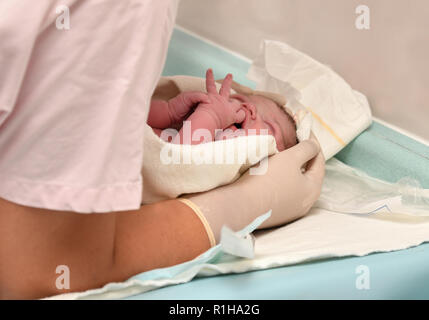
[219,73,233,98]
[206,69,217,94]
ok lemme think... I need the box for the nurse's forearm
[0,198,210,299]
[112,200,211,281]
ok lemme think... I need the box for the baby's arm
[147,92,209,130]
[147,99,173,129]
[171,107,222,144]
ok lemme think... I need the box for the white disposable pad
[247,40,373,160]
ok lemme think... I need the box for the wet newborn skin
[147,70,298,152]
[227,93,298,151]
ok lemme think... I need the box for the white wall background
[176,0,429,142]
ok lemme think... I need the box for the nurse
[0,0,324,299]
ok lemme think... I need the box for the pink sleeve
[0,0,178,213]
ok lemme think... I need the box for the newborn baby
[141,68,306,204]
[147,69,298,151]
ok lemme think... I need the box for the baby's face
[230,94,298,151]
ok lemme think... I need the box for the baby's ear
[242,102,257,119]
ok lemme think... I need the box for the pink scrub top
[0,0,178,213]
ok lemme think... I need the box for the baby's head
[230,93,298,152]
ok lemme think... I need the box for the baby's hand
[168,91,210,124]
[196,69,246,129]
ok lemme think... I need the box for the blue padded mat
[127,28,429,300]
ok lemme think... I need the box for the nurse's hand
[183,132,325,242]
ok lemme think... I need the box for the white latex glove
[183,132,325,243]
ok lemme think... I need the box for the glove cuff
[177,198,216,248]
